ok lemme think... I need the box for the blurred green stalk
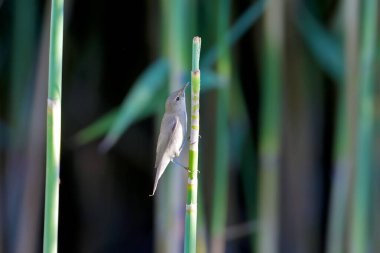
[201,0,265,69]
[7,0,36,250]
[257,0,283,253]
[43,0,64,252]
[184,36,201,253]
[16,3,50,253]
[10,0,36,137]
[326,1,359,253]
[350,0,378,252]
[155,0,189,252]
[210,0,231,252]
[155,1,170,252]
[326,100,350,253]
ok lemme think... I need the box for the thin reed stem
[184,36,201,253]
[43,0,64,252]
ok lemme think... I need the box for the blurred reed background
[0,0,379,252]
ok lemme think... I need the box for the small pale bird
[150,83,189,196]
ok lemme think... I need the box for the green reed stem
[43,0,64,252]
[258,0,283,252]
[326,1,359,252]
[350,0,378,252]
[210,0,231,252]
[184,36,201,253]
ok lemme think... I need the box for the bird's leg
[189,134,201,145]
[171,158,200,174]
[171,158,189,171]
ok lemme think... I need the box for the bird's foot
[189,134,201,145]
[171,158,188,170]
[186,168,200,174]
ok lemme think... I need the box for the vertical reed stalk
[6,0,36,250]
[326,99,350,253]
[184,36,201,253]
[350,0,378,252]
[16,4,51,253]
[155,2,169,253]
[155,0,188,252]
[373,85,380,253]
[210,0,231,252]
[326,1,359,253]
[257,0,283,252]
[43,0,64,252]
[10,0,36,140]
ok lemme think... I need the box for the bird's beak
[179,82,189,95]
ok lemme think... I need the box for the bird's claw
[186,168,200,174]
[188,134,201,144]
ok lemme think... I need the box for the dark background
[1,0,379,252]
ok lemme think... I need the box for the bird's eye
[175,96,180,101]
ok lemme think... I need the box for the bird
[150,83,189,196]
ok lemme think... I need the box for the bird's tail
[150,156,170,196]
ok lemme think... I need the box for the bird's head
[165,82,189,112]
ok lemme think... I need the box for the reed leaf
[296,6,343,83]
[98,59,168,151]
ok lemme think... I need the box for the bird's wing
[151,116,179,196]
[179,110,187,153]
[167,115,182,155]
[154,115,178,168]
[150,155,170,196]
